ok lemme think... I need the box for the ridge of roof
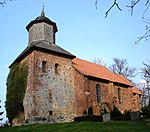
[72,58,131,86]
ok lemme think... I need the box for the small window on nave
[118,88,122,104]
[96,84,101,103]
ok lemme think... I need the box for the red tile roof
[72,58,132,86]
[117,75,143,95]
[132,87,143,95]
[116,74,133,86]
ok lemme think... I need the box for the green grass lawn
[0,120,150,132]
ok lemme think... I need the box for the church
[9,7,142,126]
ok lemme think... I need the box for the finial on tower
[41,0,45,17]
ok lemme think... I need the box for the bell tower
[26,4,58,45]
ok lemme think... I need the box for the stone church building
[10,8,142,125]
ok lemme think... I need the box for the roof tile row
[72,58,142,95]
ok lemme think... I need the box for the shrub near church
[6,63,28,125]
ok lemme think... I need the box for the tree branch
[126,0,140,15]
[145,0,149,6]
[143,2,150,19]
[95,0,98,9]
[134,1,150,44]
[0,0,13,7]
[0,0,6,7]
[141,62,150,80]
[105,0,122,17]
[135,25,150,44]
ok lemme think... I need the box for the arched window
[96,84,101,103]
[118,88,121,104]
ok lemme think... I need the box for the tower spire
[41,0,45,17]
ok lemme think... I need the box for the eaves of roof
[26,16,58,33]
[115,74,133,87]
[132,87,143,95]
[9,41,76,68]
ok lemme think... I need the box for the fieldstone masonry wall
[23,50,76,124]
[23,51,37,123]
[12,112,25,126]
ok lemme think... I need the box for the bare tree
[95,0,150,44]
[141,62,150,80]
[138,81,149,106]
[141,62,150,105]
[91,57,107,66]
[109,58,137,81]
[95,0,149,16]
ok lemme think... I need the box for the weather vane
[42,0,44,10]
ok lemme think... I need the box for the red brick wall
[73,70,140,116]
[73,69,87,116]
[131,94,142,112]
[112,84,132,112]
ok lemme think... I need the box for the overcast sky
[0,0,150,121]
